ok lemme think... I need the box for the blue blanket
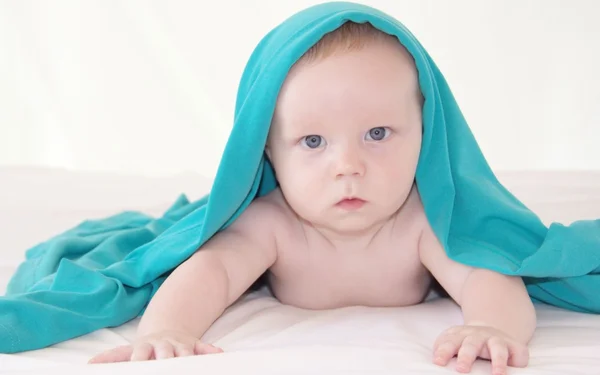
[2,1,599,354]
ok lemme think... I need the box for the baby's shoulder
[391,184,429,236]
[229,188,295,237]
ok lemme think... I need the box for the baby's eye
[302,135,326,149]
[365,127,390,141]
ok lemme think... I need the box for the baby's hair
[299,21,400,64]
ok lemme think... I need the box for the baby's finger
[433,329,455,351]
[486,337,509,375]
[433,334,464,366]
[173,343,196,357]
[507,342,530,368]
[456,335,485,373]
[194,341,224,355]
[88,345,133,364]
[131,342,154,361]
[152,340,175,360]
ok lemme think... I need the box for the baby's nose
[334,147,365,178]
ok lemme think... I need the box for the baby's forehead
[269,23,421,132]
[276,50,420,110]
[287,27,419,90]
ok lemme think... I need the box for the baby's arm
[418,223,535,375]
[89,199,279,363]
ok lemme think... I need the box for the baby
[89,22,536,375]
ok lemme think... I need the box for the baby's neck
[302,215,396,253]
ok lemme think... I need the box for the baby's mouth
[336,197,366,210]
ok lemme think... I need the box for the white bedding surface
[1,166,600,374]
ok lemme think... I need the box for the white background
[1,0,599,179]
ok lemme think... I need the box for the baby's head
[265,21,423,237]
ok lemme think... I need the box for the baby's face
[266,40,422,237]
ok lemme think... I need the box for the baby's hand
[88,330,223,363]
[432,325,529,375]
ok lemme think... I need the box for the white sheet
[1,167,600,375]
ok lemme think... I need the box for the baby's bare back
[261,187,433,310]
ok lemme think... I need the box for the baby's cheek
[378,173,413,202]
[281,172,321,199]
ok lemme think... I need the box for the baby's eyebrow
[283,119,323,134]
